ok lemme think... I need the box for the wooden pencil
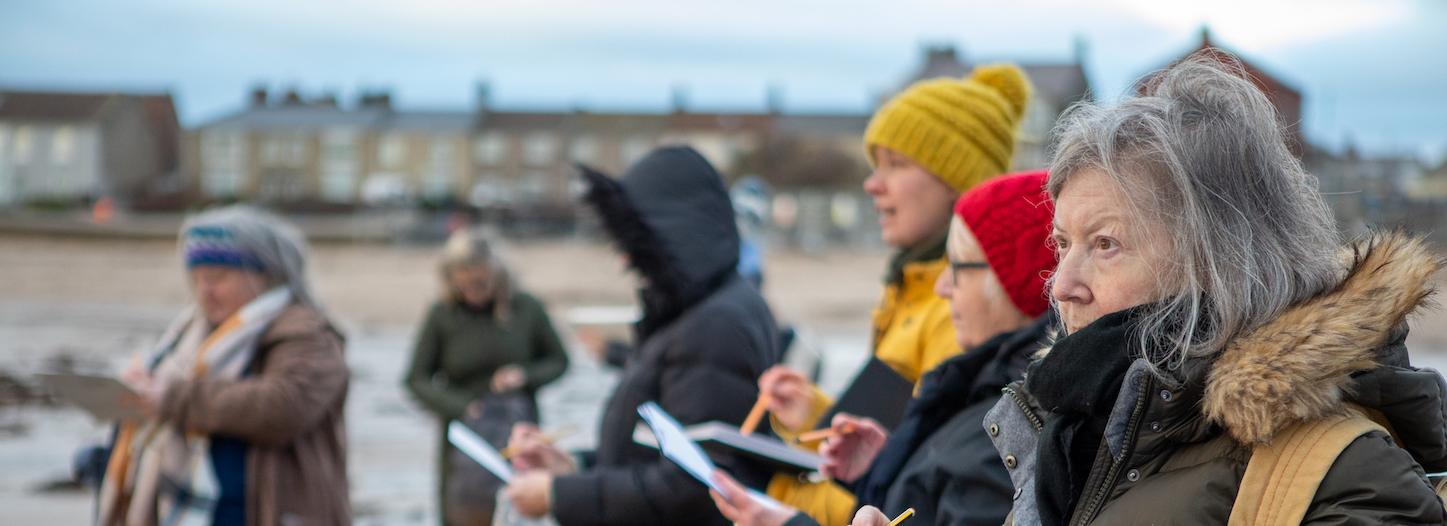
[739,392,772,435]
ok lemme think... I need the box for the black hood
[580,146,741,338]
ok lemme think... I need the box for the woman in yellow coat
[757,64,1033,525]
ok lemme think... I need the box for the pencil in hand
[739,392,771,435]
[888,507,916,526]
[500,425,577,459]
[795,422,858,444]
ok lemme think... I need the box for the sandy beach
[1,233,1443,524]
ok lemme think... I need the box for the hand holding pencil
[756,365,816,431]
[848,505,915,526]
[506,423,578,475]
[817,413,889,483]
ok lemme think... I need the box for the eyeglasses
[949,260,989,286]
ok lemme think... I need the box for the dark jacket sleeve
[935,446,1016,525]
[1303,430,1446,525]
[551,311,766,525]
[520,296,569,391]
[403,303,472,420]
[159,308,348,448]
[602,340,632,369]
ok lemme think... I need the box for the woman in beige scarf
[99,206,350,526]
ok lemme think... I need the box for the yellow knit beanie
[864,64,1033,193]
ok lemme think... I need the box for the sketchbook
[36,373,147,422]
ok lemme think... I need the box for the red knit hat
[953,170,1055,318]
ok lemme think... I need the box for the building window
[51,126,74,165]
[474,132,507,165]
[203,130,240,161]
[380,134,407,168]
[523,132,557,166]
[519,170,551,202]
[469,171,510,207]
[202,168,242,197]
[830,193,860,228]
[322,130,356,163]
[258,168,304,202]
[361,172,410,205]
[262,134,306,166]
[423,138,456,199]
[320,130,357,202]
[320,168,354,202]
[621,136,652,166]
[569,136,598,164]
[202,130,247,197]
[14,126,32,165]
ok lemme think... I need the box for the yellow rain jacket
[766,254,960,524]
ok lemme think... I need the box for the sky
[3,0,1444,163]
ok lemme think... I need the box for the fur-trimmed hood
[1203,232,1445,455]
[578,146,741,339]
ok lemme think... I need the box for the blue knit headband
[184,225,266,272]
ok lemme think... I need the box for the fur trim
[578,164,689,304]
[1204,231,1443,444]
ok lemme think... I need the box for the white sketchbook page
[448,421,514,483]
[635,402,782,509]
[36,373,146,422]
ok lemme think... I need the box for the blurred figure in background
[503,146,780,525]
[731,176,772,290]
[404,229,570,525]
[102,205,350,526]
[759,64,1034,524]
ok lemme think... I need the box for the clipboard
[36,373,147,422]
[633,421,821,474]
[818,357,915,431]
[635,402,783,509]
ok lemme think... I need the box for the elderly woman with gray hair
[404,228,569,525]
[101,206,350,526]
[986,56,1446,525]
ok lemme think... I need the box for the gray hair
[440,228,515,320]
[1046,54,1341,374]
[179,205,322,312]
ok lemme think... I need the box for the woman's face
[190,266,268,325]
[449,263,495,307]
[863,146,959,249]
[934,220,1030,349]
[1050,168,1172,334]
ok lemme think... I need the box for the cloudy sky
[3,0,1443,161]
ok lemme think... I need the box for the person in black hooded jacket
[503,146,781,526]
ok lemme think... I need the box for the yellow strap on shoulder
[1229,405,1385,525]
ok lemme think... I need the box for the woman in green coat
[404,229,570,525]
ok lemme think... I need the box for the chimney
[359,90,393,110]
[671,84,689,114]
[315,91,339,108]
[925,44,958,68]
[282,87,304,106]
[249,85,268,108]
[766,84,784,115]
[475,81,492,112]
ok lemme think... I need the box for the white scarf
[99,288,293,526]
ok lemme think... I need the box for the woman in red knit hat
[712,171,1059,526]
